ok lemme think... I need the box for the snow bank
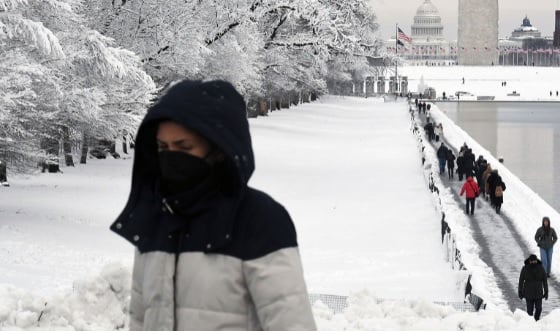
[0,263,130,331]
[2,265,560,330]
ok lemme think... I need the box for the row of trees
[1,0,381,170]
[84,0,381,110]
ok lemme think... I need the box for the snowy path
[419,111,560,315]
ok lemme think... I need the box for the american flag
[397,27,412,43]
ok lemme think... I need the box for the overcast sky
[370,0,560,40]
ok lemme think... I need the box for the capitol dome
[416,0,440,16]
[411,0,444,40]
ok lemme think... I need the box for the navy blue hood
[130,79,254,193]
[111,80,254,248]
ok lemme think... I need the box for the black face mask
[158,151,212,196]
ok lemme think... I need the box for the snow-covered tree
[82,0,380,112]
[0,0,155,169]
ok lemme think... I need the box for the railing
[308,293,477,314]
[409,104,487,311]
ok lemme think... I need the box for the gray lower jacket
[130,247,315,331]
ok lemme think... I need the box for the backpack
[495,185,503,197]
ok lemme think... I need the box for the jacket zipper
[163,198,175,215]
[173,229,184,331]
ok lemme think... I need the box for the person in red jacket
[460,176,480,215]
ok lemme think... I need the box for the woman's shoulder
[237,187,298,259]
[242,187,289,218]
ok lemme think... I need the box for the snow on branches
[0,0,155,168]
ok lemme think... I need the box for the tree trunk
[80,132,89,164]
[122,131,128,154]
[40,136,60,173]
[281,96,289,109]
[63,126,74,167]
[110,140,119,158]
[291,93,298,106]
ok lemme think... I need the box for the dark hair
[542,216,551,235]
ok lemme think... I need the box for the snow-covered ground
[401,66,560,101]
[1,95,560,329]
[250,97,462,300]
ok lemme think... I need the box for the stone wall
[458,0,499,65]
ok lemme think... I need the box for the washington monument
[458,0,499,65]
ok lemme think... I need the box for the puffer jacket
[111,80,317,331]
[535,220,558,250]
[460,177,479,199]
[518,257,548,300]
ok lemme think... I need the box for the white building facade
[383,1,560,67]
[384,0,457,66]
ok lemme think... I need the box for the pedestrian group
[416,99,557,321]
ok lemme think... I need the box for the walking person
[110,80,317,331]
[518,254,548,321]
[434,122,441,142]
[493,175,506,214]
[462,148,476,178]
[482,164,493,201]
[460,176,479,215]
[424,121,434,142]
[436,143,448,174]
[456,151,465,181]
[535,217,558,278]
[486,169,501,207]
[447,150,456,180]
[475,159,487,197]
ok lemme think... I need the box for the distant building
[384,0,456,66]
[498,16,558,66]
[511,16,541,39]
[383,2,559,67]
[458,0,499,66]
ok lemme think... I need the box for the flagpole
[395,23,399,96]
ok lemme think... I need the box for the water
[436,102,560,213]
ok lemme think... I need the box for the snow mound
[0,263,130,330]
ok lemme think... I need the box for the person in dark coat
[462,149,476,178]
[424,121,434,142]
[456,152,465,181]
[475,158,487,196]
[518,254,548,321]
[460,176,479,215]
[493,175,506,214]
[436,143,448,174]
[446,150,456,180]
[486,169,500,207]
[110,80,317,331]
[535,217,558,278]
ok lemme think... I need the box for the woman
[460,176,480,215]
[535,216,558,278]
[111,80,317,330]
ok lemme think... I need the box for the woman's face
[156,121,211,158]
[544,219,550,227]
